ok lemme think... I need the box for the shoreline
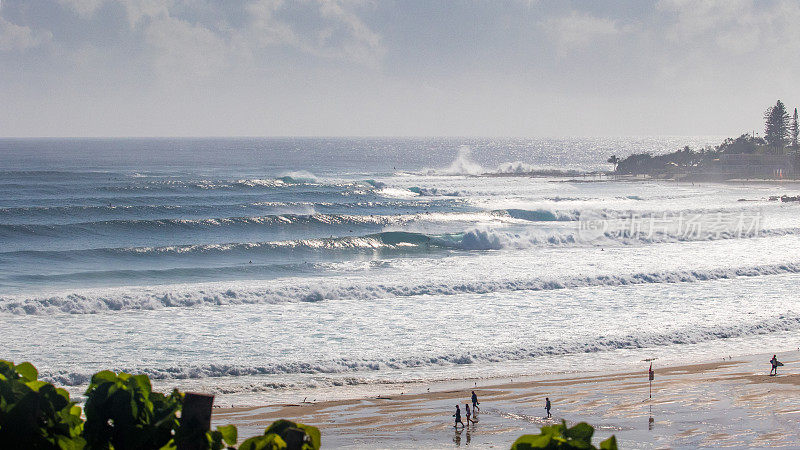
[213,351,800,448]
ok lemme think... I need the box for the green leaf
[599,435,618,450]
[217,424,238,445]
[90,370,117,385]
[55,387,71,400]
[565,422,594,444]
[511,433,553,449]
[15,361,38,381]
[239,433,287,450]
[24,379,48,392]
[133,374,152,396]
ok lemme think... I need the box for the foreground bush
[511,421,617,450]
[0,360,85,449]
[0,360,319,450]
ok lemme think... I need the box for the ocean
[3,136,799,405]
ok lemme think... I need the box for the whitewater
[3,136,800,405]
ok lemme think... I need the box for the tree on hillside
[792,107,799,149]
[764,100,790,150]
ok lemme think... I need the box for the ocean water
[3,136,800,404]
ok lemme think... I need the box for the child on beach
[471,391,480,412]
[453,405,465,428]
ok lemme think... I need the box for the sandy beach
[213,351,800,448]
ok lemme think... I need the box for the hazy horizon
[2,0,799,138]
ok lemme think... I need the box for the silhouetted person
[453,405,465,428]
[545,397,552,418]
[770,354,781,375]
[465,403,475,425]
[471,391,480,412]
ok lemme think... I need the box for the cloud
[57,0,107,18]
[658,0,800,55]
[143,14,232,84]
[0,16,51,52]
[542,10,621,54]
[245,0,385,68]
[54,0,385,80]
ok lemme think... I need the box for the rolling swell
[4,261,800,315]
[2,225,797,265]
[0,212,502,242]
[39,312,800,387]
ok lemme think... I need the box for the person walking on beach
[545,397,552,418]
[465,403,475,425]
[770,354,782,376]
[453,405,465,428]
[471,390,480,412]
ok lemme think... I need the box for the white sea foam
[5,261,800,315]
[38,311,800,387]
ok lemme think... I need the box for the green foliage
[239,420,321,450]
[83,370,182,449]
[1,361,326,450]
[204,424,239,450]
[717,134,766,155]
[0,360,85,449]
[764,100,790,149]
[238,433,287,450]
[511,421,618,450]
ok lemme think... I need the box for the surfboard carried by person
[770,355,783,376]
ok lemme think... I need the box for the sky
[1,0,799,137]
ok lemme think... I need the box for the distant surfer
[545,397,552,418]
[471,391,480,412]
[770,355,783,375]
[453,405,465,428]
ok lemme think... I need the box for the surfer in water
[545,397,552,418]
[471,391,480,412]
[453,405,465,428]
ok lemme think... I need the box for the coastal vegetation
[609,100,800,178]
[511,421,617,449]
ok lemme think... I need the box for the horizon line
[0,134,734,140]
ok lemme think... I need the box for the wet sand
[213,351,800,448]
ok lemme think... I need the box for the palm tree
[607,155,619,172]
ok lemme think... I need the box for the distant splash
[5,261,800,315]
[39,311,800,386]
[420,145,590,177]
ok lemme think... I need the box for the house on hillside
[706,153,796,179]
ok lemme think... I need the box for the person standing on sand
[471,391,480,412]
[465,403,474,425]
[545,397,552,418]
[453,405,465,428]
[770,355,781,376]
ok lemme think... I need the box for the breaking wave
[40,312,800,386]
[5,262,800,315]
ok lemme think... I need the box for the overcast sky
[1,0,799,137]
